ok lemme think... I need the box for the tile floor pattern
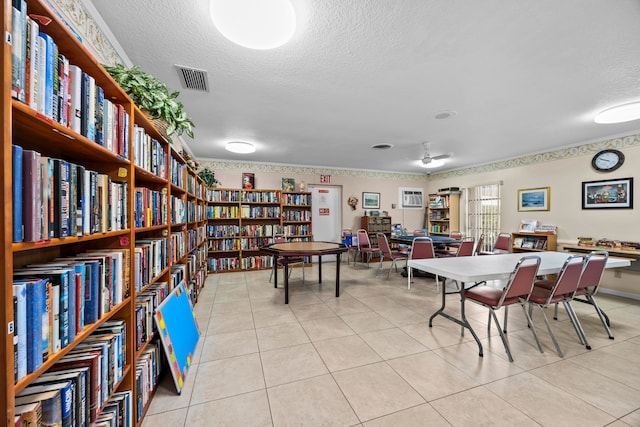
[141,261,640,426]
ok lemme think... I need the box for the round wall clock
[591,149,625,172]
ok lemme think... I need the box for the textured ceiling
[89,0,640,174]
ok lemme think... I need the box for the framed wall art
[582,177,633,209]
[518,187,550,211]
[362,192,380,209]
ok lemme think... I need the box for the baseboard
[598,287,640,301]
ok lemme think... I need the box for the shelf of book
[4,1,208,425]
[511,232,557,252]
[427,192,460,236]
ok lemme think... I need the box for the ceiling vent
[175,65,209,92]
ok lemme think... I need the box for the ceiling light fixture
[210,0,296,50]
[225,141,256,153]
[420,159,445,169]
[594,101,640,124]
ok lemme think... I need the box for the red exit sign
[320,174,331,183]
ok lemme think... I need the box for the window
[466,183,501,251]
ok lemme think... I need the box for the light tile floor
[142,261,640,426]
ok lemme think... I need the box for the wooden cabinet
[361,216,392,245]
[2,2,208,424]
[511,232,557,252]
[206,189,313,273]
[427,192,460,236]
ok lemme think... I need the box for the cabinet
[3,2,207,424]
[511,232,557,252]
[206,189,313,273]
[427,192,460,236]
[361,216,392,245]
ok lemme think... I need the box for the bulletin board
[154,282,200,393]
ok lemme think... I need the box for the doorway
[309,184,342,263]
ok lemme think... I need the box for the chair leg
[553,302,559,320]
[587,295,614,339]
[536,305,564,357]
[520,303,543,353]
[563,301,590,349]
[376,257,383,276]
[489,309,514,362]
[503,306,509,333]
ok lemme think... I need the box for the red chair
[356,229,381,268]
[450,231,463,239]
[436,237,474,258]
[407,237,436,290]
[474,234,485,255]
[528,254,585,357]
[413,230,427,236]
[479,232,511,255]
[376,233,408,278]
[465,256,543,362]
[269,235,306,283]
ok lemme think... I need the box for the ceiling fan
[421,142,452,165]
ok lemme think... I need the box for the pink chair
[450,231,463,239]
[413,230,427,236]
[269,235,306,283]
[407,237,436,290]
[376,233,408,278]
[528,254,585,357]
[356,229,381,268]
[436,237,474,258]
[465,256,543,362]
[479,232,512,255]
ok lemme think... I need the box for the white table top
[407,251,630,283]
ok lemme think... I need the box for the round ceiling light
[225,141,256,153]
[210,0,296,50]
[420,159,445,169]
[594,102,640,124]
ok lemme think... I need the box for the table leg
[284,258,289,304]
[335,253,341,297]
[407,265,412,290]
[319,256,323,283]
[273,255,278,288]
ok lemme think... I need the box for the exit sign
[320,174,331,183]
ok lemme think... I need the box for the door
[309,185,342,263]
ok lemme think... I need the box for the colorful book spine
[39,32,55,119]
[22,149,41,242]
[12,145,23,242]
[13,283,27,381]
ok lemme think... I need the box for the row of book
[207,205,239,219]
[207,225,241,237]
[135,344,161,422]
[169,231,186,265]
[133,126,167,178]
[187,199,204,223]
[12,145,128,242]
[186,226,206,253]
[282,224,312,236]
[242,190,280,203]
[208,239,241,252]
[133,238,169,294]
[282,193,311,205]
[11,2,130,156]
[514,237,548,250]
[135,282,169,351]
[169,155,185,188]
[241,224,283,237]
[208,255,277,272]
[14,319,128,426]
[185,173,204,198]
[133,187,167,229]
[170,196,186,224]
[282,210,311,221]
[13,249,129,380]
[240,206,281,218]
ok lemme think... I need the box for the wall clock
[591,149,625,172]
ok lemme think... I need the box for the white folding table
[407,251,631,357]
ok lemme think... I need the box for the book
[35,34,47,114]
[39,31,56,119]
[13,282,27,381]
[32,369,88,427]
[95,85,104,146]
[22,149,41,242]
[14,389,62,427]
[12,144,24,242]
[17,381,73,427]
[14,401,42,427]
[39,155,49,240]
[53,158,70,238]
[11,0,27,102]
[26,16,39,110]
[69,64,82,134]
[12,277,45,373]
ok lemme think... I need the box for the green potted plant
[198,166,219,188]
[103,63,195,143]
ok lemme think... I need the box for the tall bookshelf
[360,216,392,246]
[207,189,313,273]
[427,191,460,236]
[2,2,208,424]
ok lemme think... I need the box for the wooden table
[407,251,631,357]
[262,242,348,304]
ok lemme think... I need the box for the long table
[262,241,348,304]
[407,251,631,357]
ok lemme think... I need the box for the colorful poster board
[154,282,200,393]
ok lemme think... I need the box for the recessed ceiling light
[420,159,445,168]
[371,144,394,149]
[594,102,640,124]
[434,110,458,120]
[210,0,296,50]
[225,141,256,153]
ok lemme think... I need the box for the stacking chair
[465,256,543,362]
[436,236,474,258]
[528,254,585,357]
[413,229,427,236]
[269,235,306,283]
[479,232,512,255]
[356,229,381,267]
[450,231,463,239]
[407,237,435,290]
[376,233,408,278]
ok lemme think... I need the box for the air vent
[175,65,209,92]
[371,144,394,150]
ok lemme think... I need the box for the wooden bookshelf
[360,215,392,246]
[3,2,208,424]
[511,232,557,252]
[427,191,460,236]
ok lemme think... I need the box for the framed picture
[281,178,295,192]
[582,177,633,209]
[518,187,550,211]
[362,192,380,209]
[242,173,255,189]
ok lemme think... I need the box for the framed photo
[281,178,295,192]
[362,192,380,209]
[242,173,255,189]
[582,177,633,209]
[518,187,550,211]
